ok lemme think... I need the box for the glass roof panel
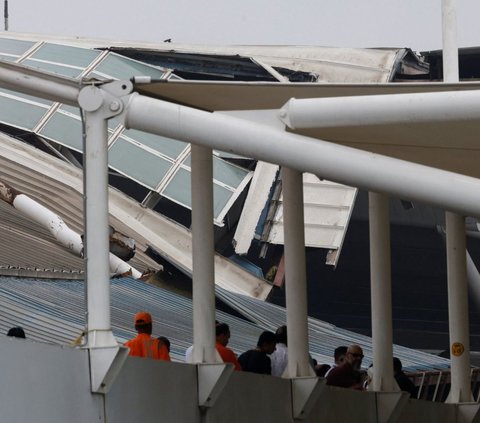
[213,184,232,217]
[91,52,166,80]
[0,88,53,106]
[59,104,80,117]
[22,59,83,78]
[212,156,249,189]
[39,112,83,151]
[122,128,188,160]
[0,38,35,57]
[0,94,47,130]
[162,167,191,208]
[0,54,18,62]
[108,137,171,189]
[29,43,101,68]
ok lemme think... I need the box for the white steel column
[83,107,116,347]
[442,0,473,403]
[190,144,219,364]
[445,213,472,402]
[368,192,397,392]
[283,167,314,377]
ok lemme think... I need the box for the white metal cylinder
[84,110,112,342]
[13,194,83,256]
[368,192,397,392]
[442,0,472,403]
[280,89,480,130]
[283,168,313,377]
[190,144,219,364]
[125,94,480,218]
[442,0,459,83]
[445,212,473,403]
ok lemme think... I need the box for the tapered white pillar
[83,108,116,348]
[445,212,473,402]
[283,168,314,377]
[368,192,397,392]
[190,144,219,363]
[442,0,473,403]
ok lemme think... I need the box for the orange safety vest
[216,342,242,371]
[125,333,171,361]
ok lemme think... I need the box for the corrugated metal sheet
[215,287,452,373]
[0,276,450,372]
[0,134,272,299]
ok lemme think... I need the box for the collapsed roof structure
[0,32,479,373]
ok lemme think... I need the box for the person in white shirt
[270,325,288,377]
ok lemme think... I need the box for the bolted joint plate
[78,80,133,119]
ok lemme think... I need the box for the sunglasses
[349,353,364,359]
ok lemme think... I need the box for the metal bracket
[197,363,234,408]
[78,79,133,121]
[375,391,409,423]
[88,344,129,394]
[291,377,326,420]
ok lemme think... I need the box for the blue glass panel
[109,138,171,189]
[0,94,47,129]
[91,53,166,80]
[122,129,187,160]
[30,43,100,68]
[39,112,83,151]
[213,156,248,189]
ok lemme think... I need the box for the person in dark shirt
[326,344,365,389]
[393,357,417,398]
[7,326,26,339]
[238,331,276,374]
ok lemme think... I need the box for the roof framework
[0,26,478,404]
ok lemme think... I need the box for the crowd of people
[119,311,417,397]
[4,312,417,397]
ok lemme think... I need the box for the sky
[7,0,480,53]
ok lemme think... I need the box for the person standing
[238,331,276,375]
[324,345,348,377]
[124,312,170,361]
[394,357,417,398]
[326,344,364,389]
[216,323,242,371]
[270,325,288,377]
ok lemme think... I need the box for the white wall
[0,337,475,423]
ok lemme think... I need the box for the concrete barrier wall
[0,337,476,423]
[0,337,103,423]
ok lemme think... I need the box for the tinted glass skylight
[29,43,101,68]
[108,137,172,188]
[0,38,35,59]
[89,53,166,81]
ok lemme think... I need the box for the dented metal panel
[0,134,272,299]
[264,174,357,255]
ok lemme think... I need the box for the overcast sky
[7,0,480,52]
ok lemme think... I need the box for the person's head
[216,323,231,346]
[345,344,364,370]
[334,346,348,366]
[257,330,276,354]
[315,364,331,378]
[7,327,26,339]
[158,336,171,352]
[393,357,402,374]
[134,312,152,334]
[275,325,287,345]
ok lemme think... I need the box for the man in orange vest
[216,323,242,371]
[124,311,170,361]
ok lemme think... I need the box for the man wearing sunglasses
[326,344,365,390]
